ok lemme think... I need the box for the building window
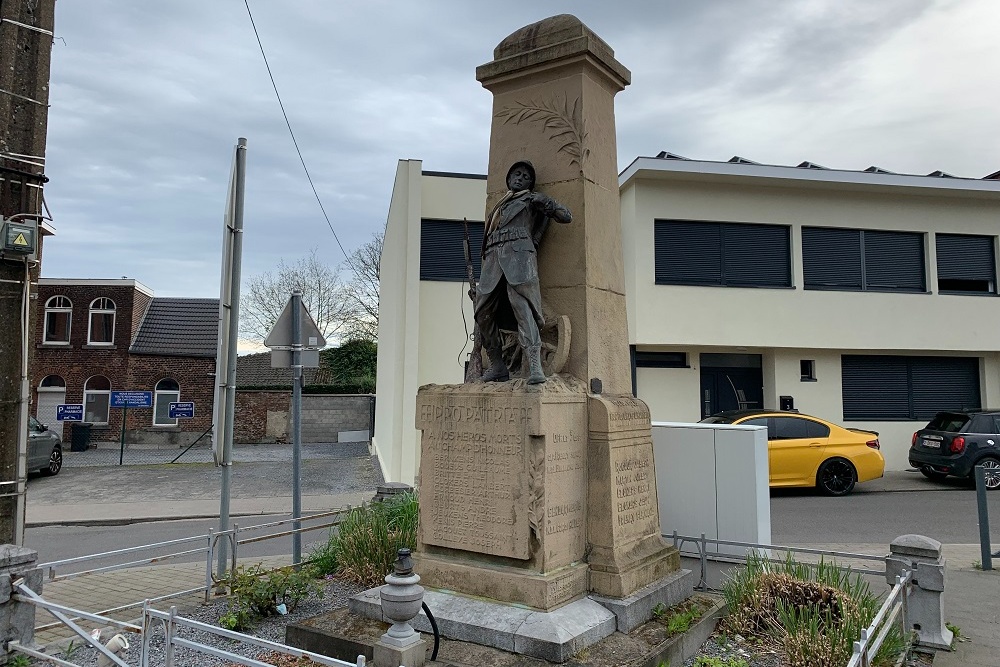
[841,355,980,421]
[419,219,484,281]
[43,296,72,344]
[153,378,180,426]
[83,375,112,424]
[800,360,816,381]
[803,228,925,292]
[88,298,116,345]
[654,220,791,288]
[936,233,996,294]
[40,375,66,388]
[635,351,689,368]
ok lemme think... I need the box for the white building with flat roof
[374,154,1000,484]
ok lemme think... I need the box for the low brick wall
[234,390,290,443]
[232,392,374,444]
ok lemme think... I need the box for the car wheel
[975,457,1000,490]
[920,467,949,482]
[817,458,857,496]
[41,445,62,476]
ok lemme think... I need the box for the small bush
[723,553,907,667]
[220,563,323,630]
[312,492,418,587]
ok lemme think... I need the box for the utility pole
[215,138,247,579]
[0,0,56,546]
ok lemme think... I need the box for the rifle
[463,218,484,382]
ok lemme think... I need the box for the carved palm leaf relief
[495,96,588,166]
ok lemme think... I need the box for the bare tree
[343,232,382,341]
[240,249,351,344]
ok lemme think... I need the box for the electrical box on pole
[1,217,38,262]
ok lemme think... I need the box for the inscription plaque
[417,396,533,559]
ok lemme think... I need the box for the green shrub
[311,492,418,586]
[722,553,907,667]
[220,563,323,630]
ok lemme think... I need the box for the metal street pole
[291,288,303,566]
[975,465,993,571]
[217,138,247,580]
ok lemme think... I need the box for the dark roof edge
[422,170,487,180]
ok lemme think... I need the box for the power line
[242,0,352,264]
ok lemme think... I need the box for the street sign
[168,402,195,419]
[264,296,326,350]
[110,391,153,408]
[56,404,84,421]
[270,349,320,369]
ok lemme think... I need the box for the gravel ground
[39,577,365,667]
[682,632,785,667]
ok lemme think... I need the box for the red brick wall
[32,282,216,443]
[234,390,290,443]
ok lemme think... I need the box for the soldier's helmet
[506,161,536,191]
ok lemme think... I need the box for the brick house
[32,278,218,446]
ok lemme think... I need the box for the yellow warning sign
[12,233,28,246]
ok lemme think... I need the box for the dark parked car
[909,410,1000,489]
[28,415,62,476]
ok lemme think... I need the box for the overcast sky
[42,0,1000,301]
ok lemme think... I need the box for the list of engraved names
[418,400,531,559]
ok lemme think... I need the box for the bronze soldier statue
[475,161,572,384]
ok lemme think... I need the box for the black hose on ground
[422,600,440,660]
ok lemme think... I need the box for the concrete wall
[374,163,486,484]
[624,178,1000,351]
[301,394,374,443]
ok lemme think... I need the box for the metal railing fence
[33,508,349,634]
[668,531,887,590]
[847,571,913,667]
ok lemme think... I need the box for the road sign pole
[119,407,127,466]
[291,288,303,566]
[217,138,247,581]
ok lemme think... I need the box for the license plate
[922,438,941,449]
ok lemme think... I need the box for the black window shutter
[655,221,722,285]
[863,231,925,292]
[910,357,980,420]
[803,228,862,290]
[936,234,996,292]
[842,355,910,420]
[722,223,791,287]
[420,219,484,282]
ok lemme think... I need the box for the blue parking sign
[168,402,195,419]
[56,404,84,421]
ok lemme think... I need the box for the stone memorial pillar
[414,14,680,612]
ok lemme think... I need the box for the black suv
[909,411,1000,489]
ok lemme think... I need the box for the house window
[88,298,116,345]
[803,228,925,292]
[654,220,791,287]
[43,296,72,344]
[83,375,112,424]
[841,355,980,420]
[800,360,816,381]
[936,233,996,294]
[153,378,180,426]
[635,351,689,368]
[419,219,484,281]
[40,375,65,388]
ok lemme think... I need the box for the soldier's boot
[526,346,546,385]
[481,345,510,382]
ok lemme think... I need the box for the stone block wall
[301,394,374,443]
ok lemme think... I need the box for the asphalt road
[25,514,336,572]
[771,487,1000,545]
[26,486,1000,570]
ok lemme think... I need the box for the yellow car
[699,410,885,496]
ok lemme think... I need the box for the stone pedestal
[414,378,590,610]
[1,545,41,656]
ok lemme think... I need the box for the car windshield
[699,415,735,424]
[924,413,971,433]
